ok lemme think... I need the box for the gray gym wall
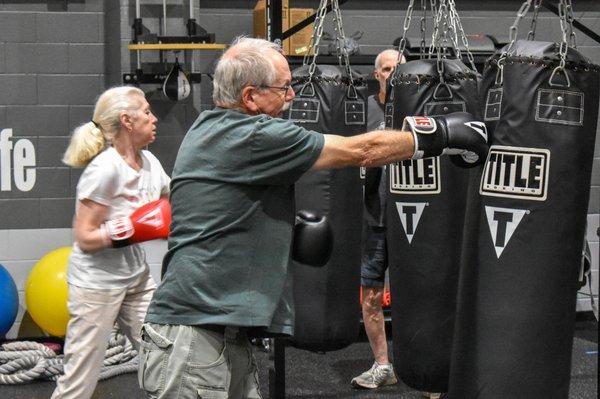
[0,0,598,338]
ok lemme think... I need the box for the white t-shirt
[68,147,171,289]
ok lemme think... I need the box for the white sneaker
[351,361,398,389]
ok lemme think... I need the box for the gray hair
[212,37,282,107]
[375,49,404,69]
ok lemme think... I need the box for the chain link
[428,0,452,58]
[303,0,356,93]
[438,0,450,50]
[498,0,573,86]
[428,0,442,57]
[392,0,417,85]
[496,0,533,84]
[557,0,569,70]
[436,0,450,80]
[526,0,542,40]
[397,0,416,62]
[444,1,461,60]
[331,0,355,87]
[564,0,577,48]
[504,0,533,57]
[448,0,476,71]
[303,0,326,64]
[398,0,474,87]
[331,0,344,68]
[547,0,577,87]
[420,0,427,59]
[304,0,329,82]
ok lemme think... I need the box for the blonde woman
[51,86,170,399]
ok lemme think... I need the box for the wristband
[402,116,439,159]
[105,217,134,247]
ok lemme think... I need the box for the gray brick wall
[8,106,70,137]
[0,3,106,230]
[5,43,69,74]
[0,43,6,74]
[0,75,38,105]
[36,13,102,43]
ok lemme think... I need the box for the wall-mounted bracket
[123,69,203,85]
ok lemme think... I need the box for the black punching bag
[449,40,600,398]
[286,64,367,351]
[479,52,503,138]
[386,58,480,392]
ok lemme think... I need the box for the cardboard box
[253,0,289,53]
[288,8,314,56]
[253,1,313,56]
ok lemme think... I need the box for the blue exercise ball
[0,264,19,338]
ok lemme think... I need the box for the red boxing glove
[103,198,171,248]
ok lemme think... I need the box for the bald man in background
[352,48,405,390]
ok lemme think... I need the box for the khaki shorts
[138,323,262,399]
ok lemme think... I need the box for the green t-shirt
[145,107,324,335]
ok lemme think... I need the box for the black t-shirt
[364,95,387,228]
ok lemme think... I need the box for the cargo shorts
[138,322,262,399]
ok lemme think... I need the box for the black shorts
[361,225,387,288]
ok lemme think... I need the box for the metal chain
[435,0,449,83]
[303,0,321,59]
[545,0,574,87]
[497,0,575,86]
[420,0,427,59]
[331,0,355,87]
[304,0,329,82]
[303,0,327,65]
[526,0,542,40]
[438,0,450,51]
[331,0,344,67]
[503,0,533,57]
[444,1,461,60]
[557,0,569,70]
[429,0,450,58]
[428,0,442,57]
[564,0,577,48]
[397,0,415,61]
[496,0,533,84]
[303,1,320,65]
[448,0,476,71]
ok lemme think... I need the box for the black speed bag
[163,60,191,101]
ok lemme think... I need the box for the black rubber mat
[1,321,596,398]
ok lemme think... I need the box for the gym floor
[1,315,596,399]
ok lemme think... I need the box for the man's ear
[241,86,259,113]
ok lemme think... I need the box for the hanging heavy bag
[286,62,367,352]
[283,1,367,352]
[385,0,483,392]
[387,60,479,394]
[479,52,503,139]
[163,58,191,101]
[449,3,600,396]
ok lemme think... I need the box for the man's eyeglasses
[259,84,292,94]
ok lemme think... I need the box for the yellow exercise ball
[25,247,71,337]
